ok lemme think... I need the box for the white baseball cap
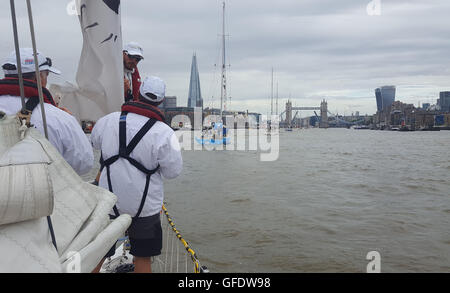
[123,42,144,59]
[2,48,61,75]
[139,76,166,103]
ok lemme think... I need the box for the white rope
[164,221,170,272]
[176,237,179,273]
[19,119,27,139]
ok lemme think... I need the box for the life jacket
[0,77,57,108]
[121,100,165,122]
[100,101,165,218]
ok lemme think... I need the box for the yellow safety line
[162,204,205,273]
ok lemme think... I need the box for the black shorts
[105,213,162,258]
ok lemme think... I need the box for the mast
[9,0,26,111]
[271,67,273,116]
[9,0,57,250]
[220,1,226,118]
[276,82,278,117]
[26,0,49,139]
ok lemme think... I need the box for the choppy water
[85,129,450,272]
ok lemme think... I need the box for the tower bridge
[280,100,329,128]
[279,99,367,128]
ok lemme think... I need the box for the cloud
[1,0,449,116]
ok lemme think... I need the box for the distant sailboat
[266,68,281,135]
[196,1,230,145]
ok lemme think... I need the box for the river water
[85,128,450,272]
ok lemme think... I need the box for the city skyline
[187,53,203,109]
[1,0,449,116]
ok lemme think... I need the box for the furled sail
[0,114,131,273]
[52,0,123,122]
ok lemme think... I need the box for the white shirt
[0,95,94,175]
[90,112,182,217]
[124,67,134,93]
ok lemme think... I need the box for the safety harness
[0,77,57,127]
[100,101,165,218]
[0,77,56,105]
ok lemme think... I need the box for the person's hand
[58,106,73,115]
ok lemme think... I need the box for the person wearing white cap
[0,48,94,175]
[123,42,144,102]
[91,76,182,273]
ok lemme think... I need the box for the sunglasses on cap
[39,57,52,68]
[127,54,143,62]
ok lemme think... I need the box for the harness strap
[135,174,152,219]
[25,96,40,112]
[100,112,160,218]
[16,96,41,127]
[124,116,158,156]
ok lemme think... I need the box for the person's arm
[157,130,183,179]
[90,118,107,184]
[90,116,107,151]
[55,109,94,175]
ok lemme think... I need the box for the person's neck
[124,66,135,74]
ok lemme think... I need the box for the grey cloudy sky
[1,0,450,116]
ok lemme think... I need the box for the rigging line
[170,224,175,272]
[164,221,170,272]
[206,1,223,110]
[207,36,221,110]
[176,236,179,273]
[223,2,232,108]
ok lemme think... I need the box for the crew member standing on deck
[123,42,144,102]
[90,76,183,273]
[0,48,93,175]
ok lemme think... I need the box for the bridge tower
[285,100,292,128]
[320,99,328,128]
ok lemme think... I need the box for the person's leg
[128,214,163,273]
[91,258,106,273]
[133,256,152,273]
[91,240,117,273]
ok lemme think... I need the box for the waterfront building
[159,96,177,110]
[439,91,450,112]
[375,88,382,112]
[164,107,195,129]
[380,85,396,110]
[187,53,203,109]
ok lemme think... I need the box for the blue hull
[195,137,231,145]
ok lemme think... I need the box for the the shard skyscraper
[187,53,203,108]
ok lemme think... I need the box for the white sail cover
[0,114,131,273]
[52,0,124,122]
